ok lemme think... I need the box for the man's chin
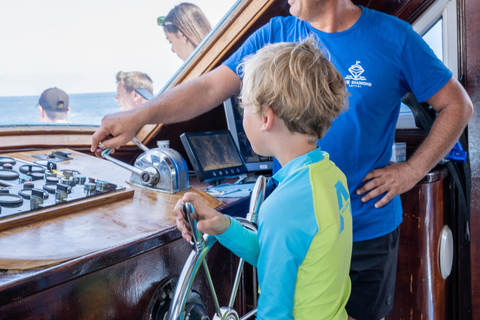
[288,2,299,17]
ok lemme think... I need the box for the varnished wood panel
[0,149,221,270]
[387,167,451,319]
[0,188,134,233]
[0,238,240,319]
[465,0,480,317]
[352,0,435,22]
[0,149,246,319]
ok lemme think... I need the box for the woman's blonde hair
[239,37,348,144]
[160,2,212,48]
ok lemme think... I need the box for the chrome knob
[76,175,86,185]
[23,181,35,189]
[55,184,69,202]
[19,174,32,184]
[46,176,59,185]
[96,180,109,192]
[30,189,45,209]
[140,166,160,185]
[84,182,96,192]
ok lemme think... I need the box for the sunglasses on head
[157,16,173,26]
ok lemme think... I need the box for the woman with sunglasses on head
[158,2,212,62]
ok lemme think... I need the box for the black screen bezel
[180,130,248,183]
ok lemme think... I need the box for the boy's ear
[261,107,275,132]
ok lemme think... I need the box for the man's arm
[91,65,241,152]
[357,76,473,208]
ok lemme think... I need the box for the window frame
[396,0,458,129]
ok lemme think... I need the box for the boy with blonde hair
[175,38,352,320]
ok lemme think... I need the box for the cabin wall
[464,0,480,317]
[353,0,434,22]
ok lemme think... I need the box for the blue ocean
[0,92,120,126]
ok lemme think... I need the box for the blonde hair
[162,3,212,48]
[116,71,153,94]
[240,37,348,144]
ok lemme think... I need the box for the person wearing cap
[115,71,154,111]
[157,3,212,62]
[37,87,70,123]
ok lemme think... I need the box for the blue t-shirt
[216,148,352,320]
[223,6,452,241]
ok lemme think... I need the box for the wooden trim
[352,0,436,23]
[464,0,480,317]
[0,126,97,136]
[0,189,134,233]
[0,126,96,151]
[0,126,138,153]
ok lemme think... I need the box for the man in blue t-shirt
[92,1,473,319]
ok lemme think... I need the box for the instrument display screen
[180,130,247,183]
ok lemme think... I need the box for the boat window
[397,0,457,129]
[0,0,239,127]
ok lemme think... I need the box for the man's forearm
[133,65,241,126]
[406,78,473,180]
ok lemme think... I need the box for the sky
[0,0,238,97]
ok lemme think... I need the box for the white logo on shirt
[345,61,372,88]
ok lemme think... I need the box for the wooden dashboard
[0,149,248,319]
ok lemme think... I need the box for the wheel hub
[212,307,239,320]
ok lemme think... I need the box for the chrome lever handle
[132,137,149,152]
[246,176,266,225]
[182,201,205,251]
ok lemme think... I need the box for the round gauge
[46,176,60,185]
[30,172,44,181]
[0,193,23,206]
[0,156,16,166]
[18,188,49,200]
[19,164,45,175]
[0,169,20,181]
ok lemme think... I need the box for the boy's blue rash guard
[223,6,452,242]
[216,148,353,320]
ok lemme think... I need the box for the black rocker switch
[53,150,71,158]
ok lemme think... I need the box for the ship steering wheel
[166,176,266,320]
